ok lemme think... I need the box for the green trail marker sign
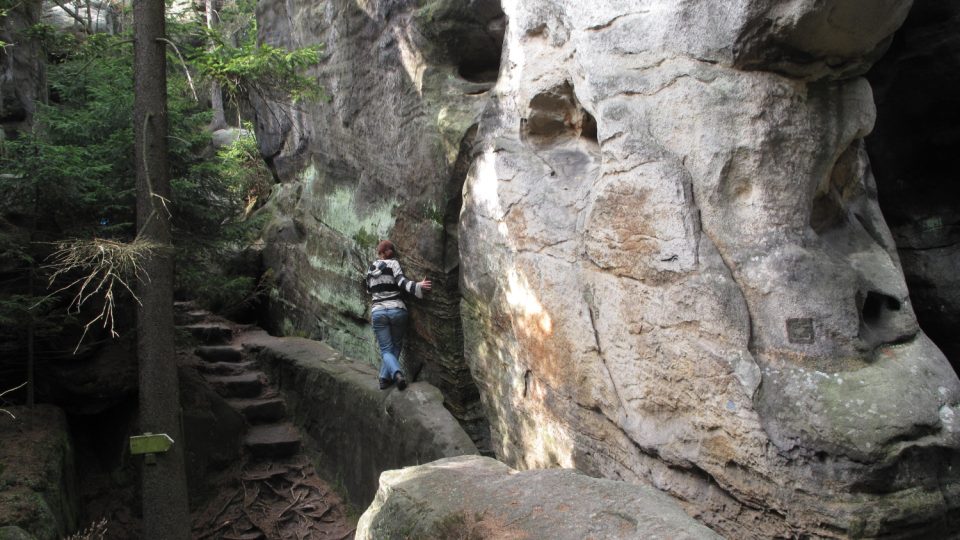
[129,433,175,464]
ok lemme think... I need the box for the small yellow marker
[129,432,175,465]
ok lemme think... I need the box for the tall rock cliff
[252,0,503,448]
[253,0,960,537]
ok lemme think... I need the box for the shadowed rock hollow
[866,0,960,371]
[251,0,960,537]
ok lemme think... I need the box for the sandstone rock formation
[0,406,78,540]
[41,1,117,34]
[240,329,478,506]
[252,0,960,537]
[0,0,45,134]
[866,0,960,369]
[252,0,503,449]
[459,0,960,537]
[356,455,721,540]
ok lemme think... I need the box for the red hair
[377,240,395,257]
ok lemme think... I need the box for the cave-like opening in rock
[861,290,902,327]
[866,1,960,373]
[438,124,492,454]
[428,1,505,84]
[523,81,598,144]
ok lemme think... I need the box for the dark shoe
[394,372,407,391]
[379,378,393,390]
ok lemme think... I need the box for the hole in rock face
[858,291,910,349]
[425,1,505,83]
[811,142,863,235]
[580,109,598,142]
[810,189,844,234]
[457,50,501,83]
[861,290,902,327]
[523,81,598,143]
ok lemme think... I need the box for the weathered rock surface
[0,526,36,540]
[866,0,960,368]
[252,0,960,537]
[252,0,499,450]
[40,336,137,415]
[239,330,477,506]
[356,455,721,540]
[0,406,78,540]
[0,0,45,133]
[459,0,960,537]
[41,1,116,34]
[210,127,251,151]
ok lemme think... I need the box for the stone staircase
[176,303,357,539]
[176,304,302,462]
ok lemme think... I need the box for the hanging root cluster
[193,455,355,540]
[42,237,166,350]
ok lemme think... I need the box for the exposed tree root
[192,455,354,539]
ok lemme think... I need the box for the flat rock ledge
[239,330,478,507]
[356,455,722,540]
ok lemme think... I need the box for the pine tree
[133,0,190,537]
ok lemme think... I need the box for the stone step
[228,398,287,424]
[180,323,233,345]
[195,345,243,363]
[176,309,209,326]
[197,360,256,376]
[173,300,198,312]
[244,423,301,459]
[206,372,264,399]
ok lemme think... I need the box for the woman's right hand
[420,279,432,292]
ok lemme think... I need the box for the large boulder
[0,406,79,540]
[251,0,501,450]
[356,455,722,540]
[40,336,137,415]
[866,0,960,368]
[459,0,960,537]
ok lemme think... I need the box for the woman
[365,240,431,390]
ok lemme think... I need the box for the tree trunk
[27,163,38,407]
[206,0,227,130]
[133,1,190,538]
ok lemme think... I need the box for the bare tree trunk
[206,0,227,130]
[133,1,190,538]
[27,177,36,407]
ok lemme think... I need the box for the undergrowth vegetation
[0,4,322,371]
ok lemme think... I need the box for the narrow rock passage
[178,304,356,540]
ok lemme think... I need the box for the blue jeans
[372,308,408,381]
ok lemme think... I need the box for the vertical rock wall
[252,0,504,448]
[459,0,960,537]
[0,0,45,134]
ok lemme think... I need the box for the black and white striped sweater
[365,258,423,313]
